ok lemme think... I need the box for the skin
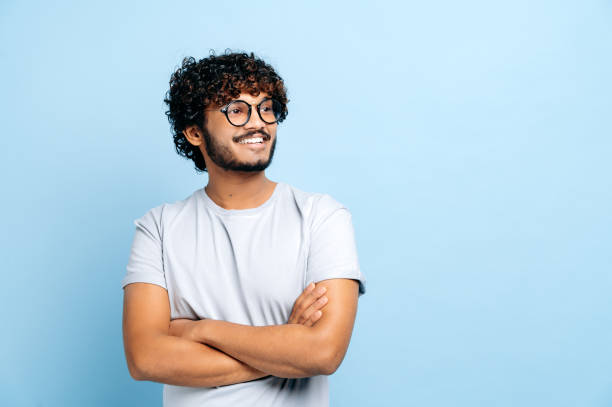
[183,91,279,210]
[123,281,329,386]
[168,278,359,378]
[122,91,360,385]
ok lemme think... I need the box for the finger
[288,282,317,323]
[298,295,328,324]
[291,286,326,324]
[304,310,323,327]
[170,318,194,323]
[297,285,326,315]
[309,285,327,303]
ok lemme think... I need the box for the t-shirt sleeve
[121,205,167,290]
[306,195,366,296]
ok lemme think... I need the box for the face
[199,92,278,173]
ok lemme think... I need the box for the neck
[204,170,277,210]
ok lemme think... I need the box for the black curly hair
[164,50,289,173]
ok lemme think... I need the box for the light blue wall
[1,1,611,405]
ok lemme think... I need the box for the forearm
[131,332,270,387]
[194,320,329,378]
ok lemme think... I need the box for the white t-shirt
[122,181,366,406]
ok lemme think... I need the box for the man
[121,51,366,406]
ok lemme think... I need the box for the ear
[182,125,204,147]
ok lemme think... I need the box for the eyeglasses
[206,98,284,127]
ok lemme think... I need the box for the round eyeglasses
[207,98,284,127]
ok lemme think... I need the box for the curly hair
[164,50,289,173]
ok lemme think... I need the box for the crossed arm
[122,278,360,387]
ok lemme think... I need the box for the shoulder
[281,182,351,229]
[133,189,201,234]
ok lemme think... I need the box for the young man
[121,51,366,406]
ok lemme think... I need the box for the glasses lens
[226,101,250,126]
[259,99,283,124]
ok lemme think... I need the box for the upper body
[123,180,366,405]
[121,51,366,407]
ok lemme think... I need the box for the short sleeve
[306,195,366,296]
[121,205,167,290]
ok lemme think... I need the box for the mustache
[235,130,271,143]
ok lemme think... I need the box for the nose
[243,106,266,128]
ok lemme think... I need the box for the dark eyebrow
[242,97,271,106]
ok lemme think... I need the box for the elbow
[318,355,341,376]
[127,362,146,381]
[309,330,349,376]
[125,349,150,381]
[128,366,145,381]
[124,332,165,381]
[315,345,346,376]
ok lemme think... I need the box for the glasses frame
[206,97,283,127]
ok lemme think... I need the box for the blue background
[2,1,611,405]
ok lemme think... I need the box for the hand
[168,318,200,341]
[288,282,328,327]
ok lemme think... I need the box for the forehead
[233,92,269,104]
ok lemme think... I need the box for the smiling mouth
[237,136,265,144]
[235,133,270,144]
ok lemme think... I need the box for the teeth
[238,137,264,144]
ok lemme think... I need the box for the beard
[202,129,277,172]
